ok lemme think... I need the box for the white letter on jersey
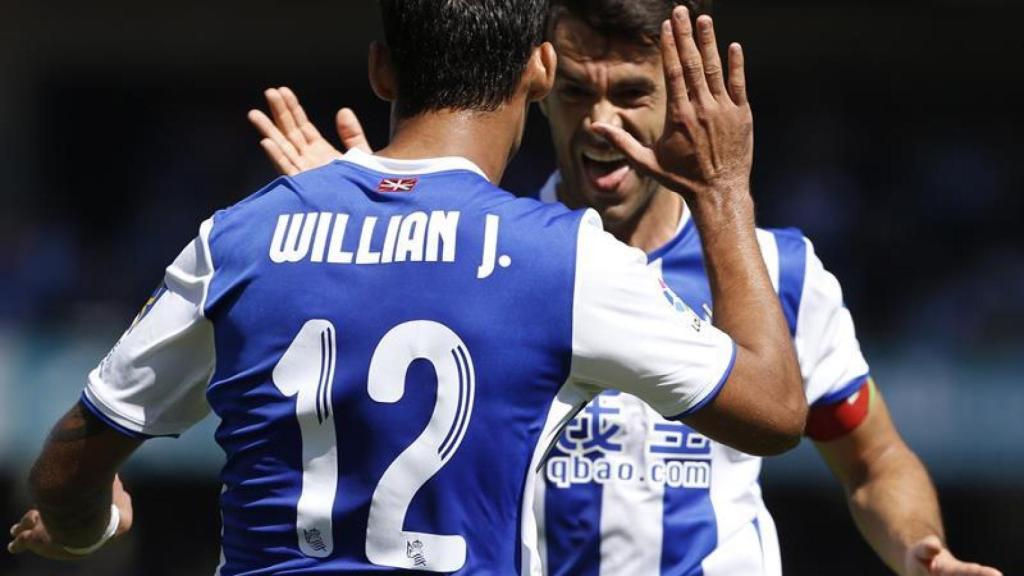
[356,216,382,265]
[327,214,354,264]
[380,215,403,264]
[270,213,318,264]
[394,212,428,263]
[426,211,459,263]
[477,214,500,279]
[310,213,334,263]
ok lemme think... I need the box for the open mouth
[581,149,631,193]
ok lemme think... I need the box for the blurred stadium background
[1,1,1021,574]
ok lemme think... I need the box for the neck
[568,187,684,254]
[377,106,523,184]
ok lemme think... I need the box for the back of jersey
[204,150,581,575]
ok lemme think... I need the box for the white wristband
[62,504,120,556]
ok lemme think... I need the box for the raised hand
[248,87,371,176]
[906,536,1002,576]
[592,7,753,206]
[8,475,133,560]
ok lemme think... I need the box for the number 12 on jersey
[273,319,476,572]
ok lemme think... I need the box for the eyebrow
[611,77,657,93]
[556,69,657,94]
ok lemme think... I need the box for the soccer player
[244,2,1002,575]
[8,2,809,574]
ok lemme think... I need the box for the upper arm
[569,211,737,419]
[82,218,217,439]
[813,383,908,490]
[795,238,871,424]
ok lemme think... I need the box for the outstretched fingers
[695,15,727,99]
[265,88,307,149]
[248,109,302,175]
[279,87,323,144]
[670,7,712,105]
[660,20,693,122]
[336,108,372,153]
[727,43,748,106]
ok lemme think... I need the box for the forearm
[846,443,945,574]
[692,192,805,417]
[28,402,138,547]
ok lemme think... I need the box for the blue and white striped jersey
[81,152,737,575]
[536,173,871,576]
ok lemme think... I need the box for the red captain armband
[805,378,874,442]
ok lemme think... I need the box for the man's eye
[614,89,652,105]
[559,84,592,101]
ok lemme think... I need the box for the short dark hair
[379,0,549,118]
[546,0,712,47]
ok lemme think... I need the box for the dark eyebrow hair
[612,76,658,92]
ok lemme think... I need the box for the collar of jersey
[539,170,696,262]
[339,148,488,180]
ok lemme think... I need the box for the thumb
[912,535,944,566]
[591,123,658,175]
[336,108,372,153]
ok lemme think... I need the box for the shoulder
[753,228,854,330]
[477,184,590,236]
[756,226,810,265]
[757,228,851,334]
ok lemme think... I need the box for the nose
[583,99,623,143]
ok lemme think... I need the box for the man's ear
[525,42,557,104]
[368,41,397,102]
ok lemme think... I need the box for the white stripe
[755,229,781,292]
[756,503,783,576]
[340,148,488,180]
[598,397,664,575]
[523,381,597,575]
[197,217,216,315]
[701,519,765,576]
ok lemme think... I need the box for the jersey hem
[669,340,738,419]
[812,373,870,407]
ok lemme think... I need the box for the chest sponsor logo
[545,392,712,490]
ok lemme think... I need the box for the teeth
[582,149,626,163]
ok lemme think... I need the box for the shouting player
[245,2,1002,575]
[9,2,808,574]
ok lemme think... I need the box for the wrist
[689,189,755,232]
[61,504,119,556]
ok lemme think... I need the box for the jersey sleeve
[82,218,217,438]
[568,210,737,418]
[795,238,871,416]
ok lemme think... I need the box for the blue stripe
[669,341,737,420]
[449,346,473,452]
[773,229,808,336]
[544,462,602,576]
[647,217,696,263]
[79,393,172,440]
[324,326,334,419]
[813,373,870,407]
[439,348,466,459]
[753,516,764,553]
[660,449,717,575]
[316,330,326,424]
